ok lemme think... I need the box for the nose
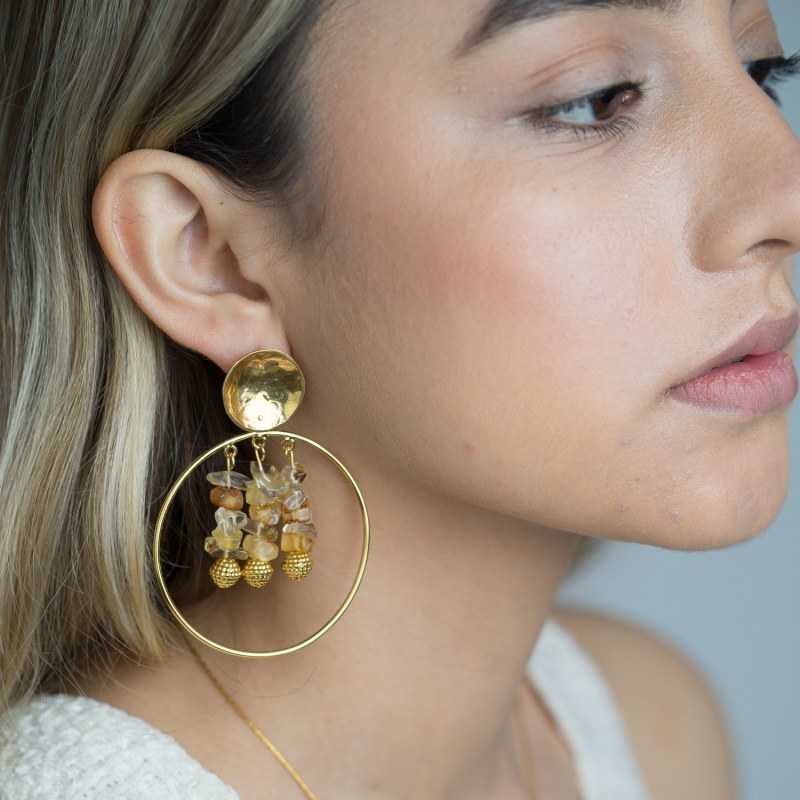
[688,60,800,273]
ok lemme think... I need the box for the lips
[673,311,800,387]
[665,311,800,415]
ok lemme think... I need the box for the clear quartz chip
[283,521,317,538]
[243,517,278,541]
[250,503,281,525]
[215,507,247,535]
[281,464,306,485]
[250,462,288,498]
[283,488,307,511]
[288,504,312,522]
[206,470,250,490]
[204,536,223,557]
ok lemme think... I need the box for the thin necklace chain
[514,679,541,799]
[184,636,318,800]
[185,637,538,800]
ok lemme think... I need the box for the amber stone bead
[282,551,314,581]
[210,486,244,510]
[209,557,241,588]
[242,559,274,588]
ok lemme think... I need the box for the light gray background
[555,3,799,798]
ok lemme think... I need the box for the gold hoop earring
[152,349,370,659]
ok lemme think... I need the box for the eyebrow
[457,0,683,57]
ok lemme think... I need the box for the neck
[87,427,581,799]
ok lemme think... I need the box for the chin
[569,422,793,552]
[653,498,787,552]
[617,455,790,552]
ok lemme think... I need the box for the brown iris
[588,85,639,121]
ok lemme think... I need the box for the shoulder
[551,606,739,800]
[0,693,238,799]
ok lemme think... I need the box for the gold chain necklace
[184,637,318,800]
[514,678,541,799]
[185,638,538,799]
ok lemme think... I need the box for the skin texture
[88,0,796,796]
[554,608,738,800]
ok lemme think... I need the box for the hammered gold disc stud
[222,350,305,432]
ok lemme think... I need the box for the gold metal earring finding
[152,349,370,658]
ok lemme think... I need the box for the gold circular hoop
[153,430,369,658]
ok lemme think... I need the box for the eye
[745,60,774,87]
[535,83,641,126]
[743,53,800,104]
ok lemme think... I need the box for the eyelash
[522,51,800,142]
[748,52,800,103]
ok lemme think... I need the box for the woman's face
[265,0,800,550]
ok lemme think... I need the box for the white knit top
[0,616,650,799]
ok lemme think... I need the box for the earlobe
[92,149,290,372]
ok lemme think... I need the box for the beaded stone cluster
[205,441,317,588]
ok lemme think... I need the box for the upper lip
[674,310,800,387]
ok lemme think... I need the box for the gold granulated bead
[209,557,242,588]
[281,551,314,581]
[242,559,274,588]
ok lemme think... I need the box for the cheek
[308,132,791,550]
[337,155,666,446]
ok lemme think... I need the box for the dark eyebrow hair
[457,0,684,57]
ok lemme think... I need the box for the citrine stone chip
[281,532,315,553]
[243,533,279,561]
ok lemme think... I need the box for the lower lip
[668,350,798,415]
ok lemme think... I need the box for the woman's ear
[92,149,291,372]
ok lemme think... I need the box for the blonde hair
[0,0,325,714]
